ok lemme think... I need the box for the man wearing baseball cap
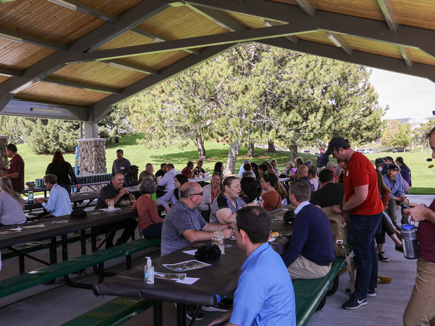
[382,164,405,228]
[326,137,384,310]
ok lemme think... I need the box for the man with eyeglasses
[161,182,233,256]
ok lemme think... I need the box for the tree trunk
[267,140,277,153]
[224,140,241,175]
[195,135,206,160]
[247,142,255,157]
[289,143,298,161]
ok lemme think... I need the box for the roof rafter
[398,46,413,67]
[326,32,353,55]
[103,59,159,75]
[184,4,246,31]
[182,0,435,57]
[90,43,237,122]
[69,23,315,63]
[132,26,200,55]
[0,0,171,112]
[260,37,435,82]
[59,0,118,22]
[264,20,298,44]
[376,0,398,32]
[0,27,68,51]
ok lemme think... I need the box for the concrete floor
[0,195,430,325]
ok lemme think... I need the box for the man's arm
[343,184,368,211]
[182,227,231,243]
[104,188,128,206]
[405,204,435,225]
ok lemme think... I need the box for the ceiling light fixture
[30,107,61,114]
[326,33,342,48]
[106,62,136,72]
[47,0,77,11]
[0,32,22,43]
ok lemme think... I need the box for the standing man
[95,173,137,248]
[316,146,329,174]
[209,206,296,326]
[35,174,72,217]
[112,149,131,175]
[382,164,405,228]
[326,137,384,310]
[161,182,232,256]
[0,144,25,193]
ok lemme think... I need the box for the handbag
[70,209,87,219]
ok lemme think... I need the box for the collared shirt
[161,201,206,256]
[295,200,310,214]
[158,169,179,192]
[230,242,296,326]
[382,174,404,198]
[42,184,72,217]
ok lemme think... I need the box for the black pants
[103,218,138,248]
[375,214,396,245]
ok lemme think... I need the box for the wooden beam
[0,27,67,51]
[185,4,246,32]
[398,46,412,67]
[104,60,159,75]
[69,23,315,63]
[326,32,353,55]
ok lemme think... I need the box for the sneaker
[185,305,205,321]
[342,296,367,310]
[395,245,404,253]
[367,288,376,297]
[201,301,232,312]
[378,252,390,262]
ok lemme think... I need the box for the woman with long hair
[240,176,259,204]
[0,177,26,226]
[259,172,282,211]
[132,178,164,239]
[395,156,412,188]
[213,162,224,175]
[375,170,403,262]
[46,151,79,193]
[199,172,222,221]
[157,174,188,213]
[210,176,246,225]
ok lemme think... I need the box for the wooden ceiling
[0,0,434,122]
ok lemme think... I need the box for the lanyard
[222,193,238,211]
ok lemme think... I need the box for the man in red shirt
[326,137,384,310]
[0,144,25,193]
[181,161,194,178]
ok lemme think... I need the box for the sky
[368,68,435,123]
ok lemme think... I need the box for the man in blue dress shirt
[210,206,296,326]
[35,174,72,217]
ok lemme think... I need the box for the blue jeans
[140,222,163,239]
[350,213,383,299]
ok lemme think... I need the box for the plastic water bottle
[401,224,420,260]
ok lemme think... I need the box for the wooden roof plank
[293,0,315,16]
[399,46,413,67]
[43,76,122,94]
[0,0,171,112]
[0,27,67,51]
[185,4,247,32]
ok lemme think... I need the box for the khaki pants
[404,258,435,326]
[287,255,331,280]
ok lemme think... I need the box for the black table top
[0,207,136,249]
[23,191,100,211]
[95,240,246,306]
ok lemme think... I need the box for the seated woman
[241,177,259,204]
[214,161,224,175]
[0,177,26,226]
[199,172,222,221]
[157,174,188,213]
[241,162,256,179]
[281,161,296,177]
[210,176,246,225]
[132,178,164,239]
[260,172,282,211]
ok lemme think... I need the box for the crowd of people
[0,135,433,325]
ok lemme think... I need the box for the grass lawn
[16,134,435,194]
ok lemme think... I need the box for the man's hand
[119,188,129,196]
[332,205,342,214]
[404,203,429,222]
[35,198,44,204]
[222,228,233,239]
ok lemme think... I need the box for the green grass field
[16,134,435,194]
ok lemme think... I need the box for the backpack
[321,207,349,257]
